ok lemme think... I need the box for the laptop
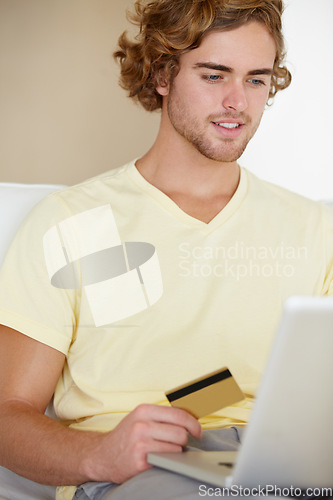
[148,296,333,489]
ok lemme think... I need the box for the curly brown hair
[114,0,292,111]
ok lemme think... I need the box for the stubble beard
[167,91,261,164]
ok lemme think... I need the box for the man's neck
[135,131,240,224]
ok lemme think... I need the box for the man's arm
[0,325,202,486]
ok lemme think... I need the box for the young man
[0,1,332,499]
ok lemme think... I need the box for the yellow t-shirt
[0,160,332,436]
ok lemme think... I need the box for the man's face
[158,22,276,163]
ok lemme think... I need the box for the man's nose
[222,82,248,112]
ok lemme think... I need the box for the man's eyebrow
[194,62,273,76]
[247,68,273,76]
[194,62,233,73]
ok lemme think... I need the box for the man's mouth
[211,120,245,138]
[212,122,242,129]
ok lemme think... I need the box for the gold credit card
[165,367,244,419]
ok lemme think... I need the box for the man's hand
[84,403,202,484]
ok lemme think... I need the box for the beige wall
[0,0,160,185]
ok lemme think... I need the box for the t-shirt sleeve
[0,192,78,354]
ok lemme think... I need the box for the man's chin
[194,143,249,164]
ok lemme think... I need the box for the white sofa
[0,182,332,499]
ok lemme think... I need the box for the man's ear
[154,69,170,96]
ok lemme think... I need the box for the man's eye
[249,78,265,86]
[202,74,223,82]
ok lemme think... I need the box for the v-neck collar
[126,159,248,232]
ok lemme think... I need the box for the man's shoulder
[59,160,133,195]
[47,160,135,209]
[245,168,331,218]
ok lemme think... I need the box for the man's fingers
[132,404,202,440]
[148,421,190,447]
